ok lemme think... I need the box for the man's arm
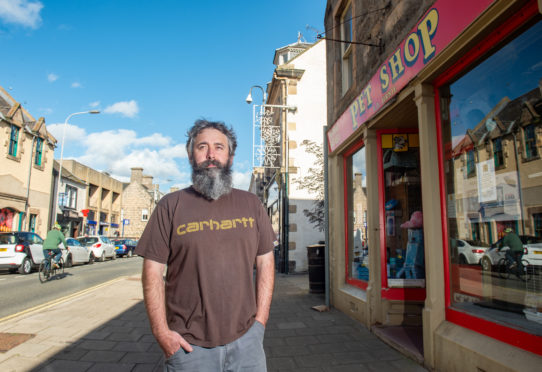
[254,251,275,326]
[142,258,193,357]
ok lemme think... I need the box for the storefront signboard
[327,0,495,152]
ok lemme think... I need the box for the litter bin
[307,244,325,293]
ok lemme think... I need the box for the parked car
[76,236,116,262]
[0,231,45,274]
[63,238,94,266]
[480,235,542,271]
[452,238,489,265]
[113,239,137,258]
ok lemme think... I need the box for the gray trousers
[164,321,267,372]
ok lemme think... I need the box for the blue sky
[1,0,325,191]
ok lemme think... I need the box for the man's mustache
[194,159,226,169]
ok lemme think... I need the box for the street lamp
[55,110,100,226]
[246,85,267,104]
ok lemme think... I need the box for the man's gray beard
[191,160,233,200]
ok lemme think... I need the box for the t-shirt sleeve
[134,202,172,264]
[256,200,276,256]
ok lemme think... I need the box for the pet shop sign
[327,0,494,153]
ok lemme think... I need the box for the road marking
[0,276,130,324]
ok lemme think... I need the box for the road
[0,256,143,319]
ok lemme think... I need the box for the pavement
[0,273,427,372]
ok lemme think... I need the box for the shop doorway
[375,129,425,361]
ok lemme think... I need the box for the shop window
[340,2,353,96]
[344,143,369,287]
[34,137,43,166]
[493,137,504,168]
[9,125,19,157]
[437,17,542,343]
[524,124,538,160]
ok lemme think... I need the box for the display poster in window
[477,159,497,202]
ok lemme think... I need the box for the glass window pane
[440,20,542,335]
[347,146,369,283]
[381,133,425,287]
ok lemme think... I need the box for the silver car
[76,235,116,262]
[64,238,94,266]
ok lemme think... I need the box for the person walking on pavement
[136,119,276,372]
[500,227,524,271]
[43,222,68,269]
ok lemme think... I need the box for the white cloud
[232,169,251,191]
[104,100,139,118]
[47,123,87,143]
[0,0,43,29]
[71,81,82,88]
[47,73,58,82]
[89,101,100,108]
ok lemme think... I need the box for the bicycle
[39,250,65,283]
[496,254,530,281]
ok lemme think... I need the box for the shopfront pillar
[414,83,445,369]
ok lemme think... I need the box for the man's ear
[228,155,234,166]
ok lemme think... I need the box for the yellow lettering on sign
[388,49,405,82]
[380,65,390,92]
[418,8,438,63]
[404,32,420,66]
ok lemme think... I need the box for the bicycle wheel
[518,260,531,282]
[38,259,50,283]
[497,258,510,279]
[57,257,65,276]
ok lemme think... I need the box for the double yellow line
[0,276,128,324]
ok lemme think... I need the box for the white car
[480,235,542,271]
[452,238,489,265]
[63,238,94,266]
[0,231,46,274]
[76,236,116,262]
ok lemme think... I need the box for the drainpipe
[23,125,37,231]
[511,130,526,233]
[323,125,330,308]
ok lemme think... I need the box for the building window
[466,149,475,177]
[493,137,504,168]
[344,143,369,288]
[142,209,149,221]
[437,16,542,345]
[9,125,19,157]
[29,214,37,233]
[524,124,538,160]
[65,185,77,209]
[34,137,43,166]
[534,213,542,238]
[340,2,353,96]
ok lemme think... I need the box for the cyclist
[42,222,68,269]
[499,227,524,272]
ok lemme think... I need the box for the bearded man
[135,119,275,372]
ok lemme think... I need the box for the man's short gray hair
[186,119,237,157]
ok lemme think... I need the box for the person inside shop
[135,119,276,372]
[499,227,524,271]
[42,222,68,269]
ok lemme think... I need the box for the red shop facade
[324,0,542,370]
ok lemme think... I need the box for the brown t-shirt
[135,187,275,347]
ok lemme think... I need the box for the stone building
[120,167,161,239]
[0,86,56,237]
[60,159,123,236]
[249,37,327,273]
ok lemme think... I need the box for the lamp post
[55,110,100,226]
[246,85,297,274]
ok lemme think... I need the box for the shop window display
[439,20,542,336]
[345,145,369,287]
[380,132,425,288]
